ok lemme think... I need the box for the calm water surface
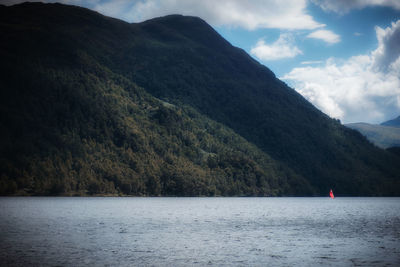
[0,197,399,266]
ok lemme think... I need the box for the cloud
[301,60,323,65]
[250,34,303,61]
[372,20,400,72]
[306,29,341,44]
[91,0,325,30]
[282,20,400,124]
[4,1,329,33]
[312,0,400,14]
[3,0,325,30]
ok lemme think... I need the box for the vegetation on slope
[1,3,399,195]
[115,14,400,195]
[0,58,312,196]
[0,6,309,195]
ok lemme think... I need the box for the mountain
[345,122,400,149]
[381,116,400,127]
[0,3,310,196]
[1,2,399,196]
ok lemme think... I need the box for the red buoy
[329,189,334,199]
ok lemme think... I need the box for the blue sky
[218,3,400,76]
[5,0,400,124]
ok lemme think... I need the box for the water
[0,197,399,266]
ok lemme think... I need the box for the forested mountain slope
[0,2,399,196]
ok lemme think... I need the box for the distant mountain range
[345,116,400,149]
[381,116,400,127]
[1,3,399,196]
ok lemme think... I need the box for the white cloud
[306,29,341,44]
[372,20,400,72]
[282,20,400,124]
[89,0,325,30]
[250,34,303,61]
[301,60,323,65]
[4,0,335,46]
[312,0,400,14]
[5,0,325,30]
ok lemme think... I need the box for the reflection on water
[1,197,399,266]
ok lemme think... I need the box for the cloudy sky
[5,0,400,124]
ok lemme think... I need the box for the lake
[0,197,399,266]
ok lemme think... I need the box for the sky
[4,0,400,124]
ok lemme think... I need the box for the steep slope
[0,3,309,196]
[0,60,307,196]
[1,3,399,195]
[115,16,400,195]
[345,123,400,148]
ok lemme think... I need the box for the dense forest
[1,3,399,196]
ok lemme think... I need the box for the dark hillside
[0,3,399,195]
[116,15,400,195]
[0,3,309,196]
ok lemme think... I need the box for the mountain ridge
[345,116,400,148]
[1,2,399,196]
[381,116,400,127]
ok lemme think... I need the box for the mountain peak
[140,14,231,48]
[1,2,400,196]
[145,14,206,23]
